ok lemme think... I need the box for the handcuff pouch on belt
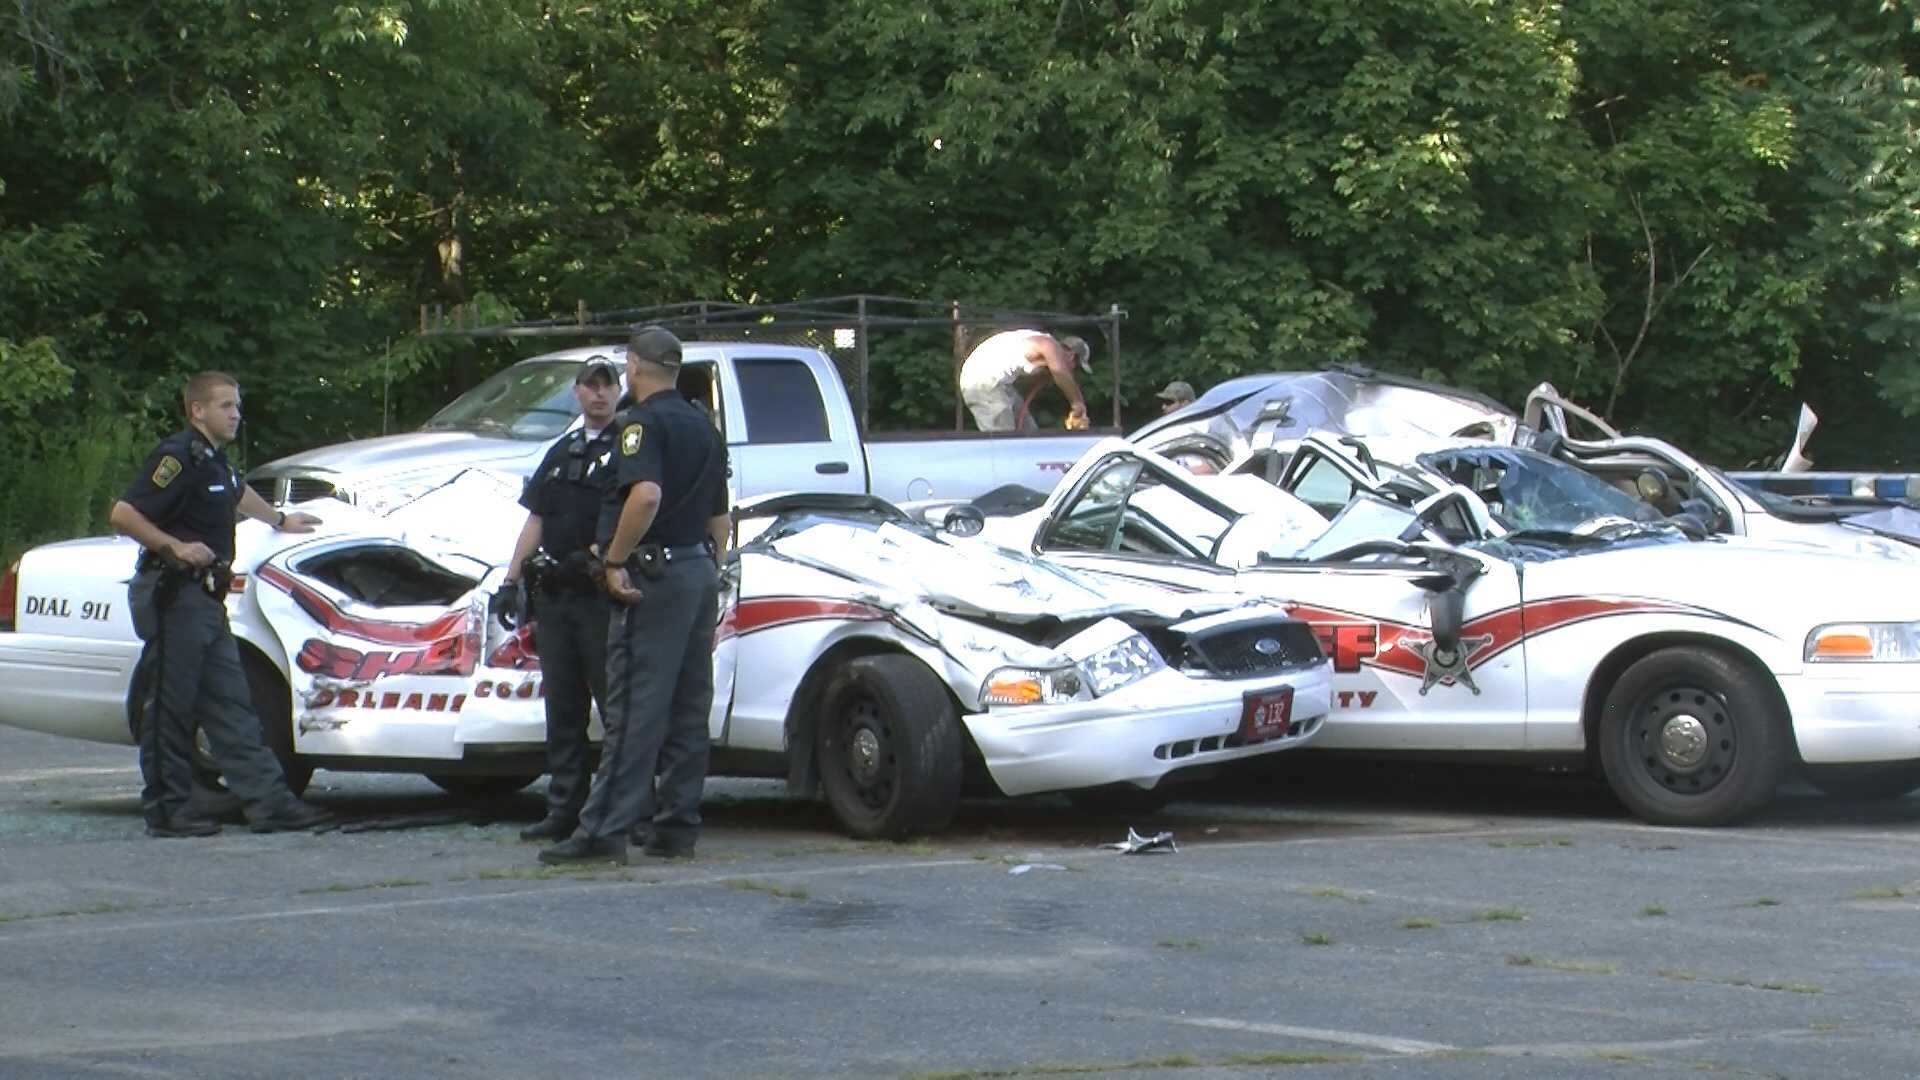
[628,543,668,582]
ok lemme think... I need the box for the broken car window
[1415,447,1660,534]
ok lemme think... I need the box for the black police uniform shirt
[520,424,618,557]
[598,389,730,548]
[121,430,245,563]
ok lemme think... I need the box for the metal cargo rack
[419,294,1128,433]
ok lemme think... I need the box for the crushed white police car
[950,438,1920,826]
[0,471,1330,838]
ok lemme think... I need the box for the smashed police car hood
[764,516,1249,627]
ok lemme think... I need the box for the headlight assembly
[1805,621,1920,663]
[1079,634,1165,696]
[980,634,1166,708]
[980,666,1088,707]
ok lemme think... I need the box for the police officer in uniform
[540,326,729,864]
[109,372,335,837]
[501,355,622,841]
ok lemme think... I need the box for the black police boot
[146,816,223,839]
[249,801,335,834]
[519,815,577,842]
[641,830,696,860]
[537,834,628,866]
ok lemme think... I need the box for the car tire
[242,652,313,796]
[814,654,962,839]
[1066,783,1176,818]
[1597,646,1788,826]
[1801,761,1920,801]
[425,774,541,801]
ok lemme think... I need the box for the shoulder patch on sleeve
[620,423,644,456]
[151,455,182,489]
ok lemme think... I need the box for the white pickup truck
[248,342,1101,512]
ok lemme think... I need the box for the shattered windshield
[1416,447,1666,537]
[422,360,584,439]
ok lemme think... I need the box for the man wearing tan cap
[1156,379,1196,415]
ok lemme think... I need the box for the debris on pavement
[1008,863,1069,875]
[1100,828,1177,854]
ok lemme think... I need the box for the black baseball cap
[575,354,621,385]
[627,324,683,368]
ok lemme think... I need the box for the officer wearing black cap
[540,326,730,865]
[109,371,335,838]
[501,354,623,841]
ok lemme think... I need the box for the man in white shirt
[959,329,1091,432]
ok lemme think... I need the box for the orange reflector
[228,572,249,594]
[984,678,1043,705]
[1812,632,1875,659]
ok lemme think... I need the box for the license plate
[1238,687,1294,743]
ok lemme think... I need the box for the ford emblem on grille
[1253,637,1282,656]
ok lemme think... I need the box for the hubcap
[849,727,883,785]
[1633,686,1736,796]
[831,696,896,814]
[1658,714,1709,769]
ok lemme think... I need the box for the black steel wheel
[814,654,962,839]
[1598,646,1787,826]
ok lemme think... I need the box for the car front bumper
[1781,666,1920,764]
[962,662,1333,797]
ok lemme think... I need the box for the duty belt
[626,540,712,581]
[656,542,711,563]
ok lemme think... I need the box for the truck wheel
[425,774,540,801]
[814,654,962,839]
[1801,762,1920,801]
[242,653,313,796]
[1597,646,1787,826]
[1066,783,1175,818]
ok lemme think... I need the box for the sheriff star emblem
[620,423,644,456]
[151,455,183,489]
[1407,633,1495,695]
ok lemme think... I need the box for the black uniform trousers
[531,587,610,825]
[129,572,303,827]
[575,556,720,845]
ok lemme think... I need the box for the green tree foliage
[3,0,1918,564]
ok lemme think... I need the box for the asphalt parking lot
[2,725,1918,1080]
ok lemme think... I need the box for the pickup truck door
[721,353,869,499]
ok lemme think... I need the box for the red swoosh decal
[718,596,891,644]
[1286,596,1705,680]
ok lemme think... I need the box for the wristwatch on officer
[274,510,287,529]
